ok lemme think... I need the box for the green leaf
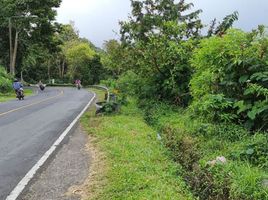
[246,148,254,155]
[239,75,249,83]
[247,110,257,120]
[234,101,252,114]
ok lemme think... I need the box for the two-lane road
[0,87,94,199]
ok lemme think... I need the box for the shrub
[187,162,268,200]
[97,101,120,114]
[231,133,268,168]
[211,123,249,142]
[161,125,200,171]
[137,98,268,200]
[191,27,268,130]
[0,66,12,93]
[117,70,140,96]
[186,164,231,200]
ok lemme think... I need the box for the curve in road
[0,87,94,200]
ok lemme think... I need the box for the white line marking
[6,92,96,200]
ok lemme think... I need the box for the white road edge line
[6,92,96,200]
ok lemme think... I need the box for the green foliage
[0,66,12,93]
[187,164,232,200]
[0,0,61,75]
[231,134,268,168]
[210,123,249,142]
[61,40,104,85]
[101,40,132,78]
[0,4,105,84]
[98,101,120,115]
[134,36,195,105]
[120,0,202,43]
[135,98,268,200]
[230,163,268,199]
[118,0,203,105]
[190,94,237,122]
[162,126,200,170]
[66,41,95,78]
[207,11,239,37]
[187,162,268,200]
[116,71,140,96]
[191,28,268,130]
[22,44,52,82]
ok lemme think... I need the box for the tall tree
[0,0,61,76]
[120,0,203,44]
[119,0,203,104]
[101,40,132,78]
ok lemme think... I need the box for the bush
[191,27,268,130]
[187,164,231,200]
[136,98,268,200]
[211,123,249,142]
[117,70,140,96]
[97,101,120,114]
[231,133,268,168]
[0,66,12,93]
[161,125,200,170]
[187,162,268,200]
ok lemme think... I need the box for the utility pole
[11,30,19,75]
[8,18,14,75]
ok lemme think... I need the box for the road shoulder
[19,126,92,200]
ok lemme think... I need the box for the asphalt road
[0,87,94,200]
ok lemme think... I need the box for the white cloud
[57,0,268,47]
[57,0,113,16]
[56,0,131,47]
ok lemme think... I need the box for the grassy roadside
[88,87,107,102]
[141,100,268,199]
[0,89,33,102]
[81,90,193,200]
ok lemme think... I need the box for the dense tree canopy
[0,0,104,85]
[0,0,62,76]
[117,0,203,104]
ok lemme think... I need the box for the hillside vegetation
[98,1,268,199]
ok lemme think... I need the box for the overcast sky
[56,0,268,48]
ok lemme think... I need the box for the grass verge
[88,87,107,102]
[81,91,193,200]
[140,100,268,199]
[0,88,33,102]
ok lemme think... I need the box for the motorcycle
[39,84,45,91]
[76,83,81,90]
[16,88,24,100]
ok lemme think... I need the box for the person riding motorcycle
[75,79,81,90]
[12,79,24,99]
[38,80,45,91]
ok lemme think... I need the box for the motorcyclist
[75,79,81,90]
[13,79,23,92]
[38,80,45,91]
[12,78,24,98]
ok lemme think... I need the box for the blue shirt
[13,82,23,90]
